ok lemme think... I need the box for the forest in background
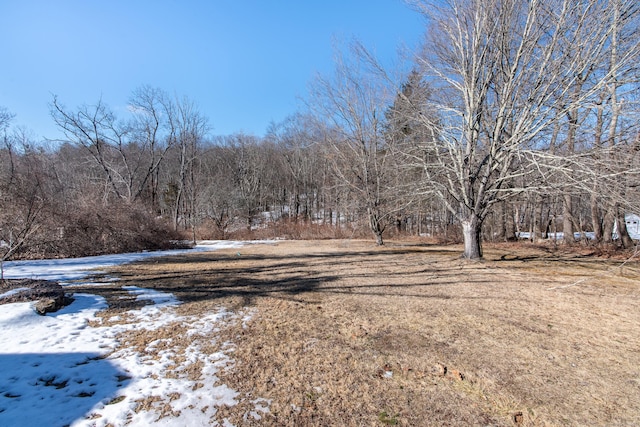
[1,0,640,262]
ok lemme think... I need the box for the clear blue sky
[0,1,424,140]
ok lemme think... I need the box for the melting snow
[1,240,257,282]
[0,287,30,299]
[0,241,274,427]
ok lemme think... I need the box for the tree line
[1,0,639,262]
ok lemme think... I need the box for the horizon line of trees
[2,0,639,262]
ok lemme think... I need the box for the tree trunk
[563,194,575,244]
[514,205,522,240]
[368,209,384,246]
[294,193,300,222]
[616,209,634,249]
[461,215,483,260]
[603,207,616,244]
[173,187,183,232]
[590,192,603,242]
[533,197,545,241]
[374,231,384,246]
[494,202,505,242]
[504,202,516,241]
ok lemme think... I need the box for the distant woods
[1,0,640,260]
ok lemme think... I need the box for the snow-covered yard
[0,241,270,427]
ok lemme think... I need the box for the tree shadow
[72,245,495,308]
[496,252,625,272]
[0,352,130,427]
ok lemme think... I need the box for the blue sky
[0,1,424,140]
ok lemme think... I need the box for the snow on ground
[0,287,30,299]
[516,231,597,240]
[1,240,252,282]
[0,241,274,427]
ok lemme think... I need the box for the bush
[12,202,186,259]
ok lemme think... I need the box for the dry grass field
[77,239,640,426]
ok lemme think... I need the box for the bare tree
[51,96,131,202]
[221,133,266,230]
[128,86,176,212]
[0,107,13,132]
[51,91,183,206]
[266,113,324,223]
[309,43,402,245]
[594,0,640,247]
[163,96,208,239]
[0,129,48,278]
[402,0,636,258]
[198,142,237,238]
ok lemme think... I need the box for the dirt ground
[75,239,640,426]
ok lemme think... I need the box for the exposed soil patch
[81,240,640,425]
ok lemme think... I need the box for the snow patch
[0,240,276,426]
[0,287,30,299]
[2,240,278,282]
[122,286,180,308]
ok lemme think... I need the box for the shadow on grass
[71,245,497,308]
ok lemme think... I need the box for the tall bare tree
[0,128,49,277]
[403,0,636,258]
[163,96,208,238]
[128,86,176,212]
[266,113,324,222]
[595,0,640,247]
[51,96,133,202]
[309,43,401,245]
[222,133,267,230]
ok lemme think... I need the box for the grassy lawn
[77,239,640,426]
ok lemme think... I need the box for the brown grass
[82,239,640,426]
